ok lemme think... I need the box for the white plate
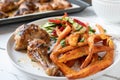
[7,17,120,80]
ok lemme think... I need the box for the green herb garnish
[73,22,83,31]
[60,39,66,47]
[50,36,57,43]
[79,37,85,42]
[89,26,95,34]
[76,26,83,31]
[104,29,106,33]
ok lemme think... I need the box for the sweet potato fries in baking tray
[14,13,114,79]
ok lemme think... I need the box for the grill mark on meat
[14,24,50,50]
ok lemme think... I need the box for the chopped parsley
[60,39,66,47]
[104,29,107,33]
[79,37,85,42]
[50,36,57,43]
[73,22,83,31]
[89,26,95,34]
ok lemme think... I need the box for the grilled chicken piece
[17,0,51,5]
[27,39,62,76]
[0,0,18,13]
[14,0,38,16]
[0,11,9,18]
[14,24,50,50]
[39,3,53,12]
[39,0,51,3]
[51,0,72,10]
[39,0,72,12]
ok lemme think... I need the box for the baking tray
[0,0,89,25]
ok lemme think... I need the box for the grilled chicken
[0,11,9,18]
[51,0,72,10]
[39,0,72,12]
[14,0,38,16]
[39,0,51,3]
[27,39,61,76]
[0,0,18,13]
[39,3,53,12]
[14,23,62,76]
[14,24,50,50]
[0,0,72,18]
[17,0,51,5]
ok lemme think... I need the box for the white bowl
[92,0,120,23]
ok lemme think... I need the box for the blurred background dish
[92,0,120,23]
[0,0,89,25]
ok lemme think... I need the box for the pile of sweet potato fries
[43,13,114,79]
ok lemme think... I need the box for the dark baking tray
[0,0,89,25]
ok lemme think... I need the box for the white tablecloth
[0,7,120,80]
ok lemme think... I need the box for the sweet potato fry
[78,42,87,47]
[56,23,72,45]
[55,27,62,37]
[96,24,105,34]
[58,45,113,63]
[55,46,78,54]
[50,52,77,75]
[80,35,95,69]
[51,42,114,79]
[68,33,80,46]
[80,34,111,68]
[90,54,99,64]
[67,50,114,79]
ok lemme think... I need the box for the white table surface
[1,7,120,80]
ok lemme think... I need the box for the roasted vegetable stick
[96,24,105,34]
[55,27,62,36]
[80,34,111,68]
[68,33,80,46]
[50,52,77,75]
[90,54,99,65]
[56,23,72,45]
[80,35,95,69]
[58,45,112,63]
[51,41,114,79]
[54,46,78,54]
[67,50,114,79]
[78,41,87,47]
